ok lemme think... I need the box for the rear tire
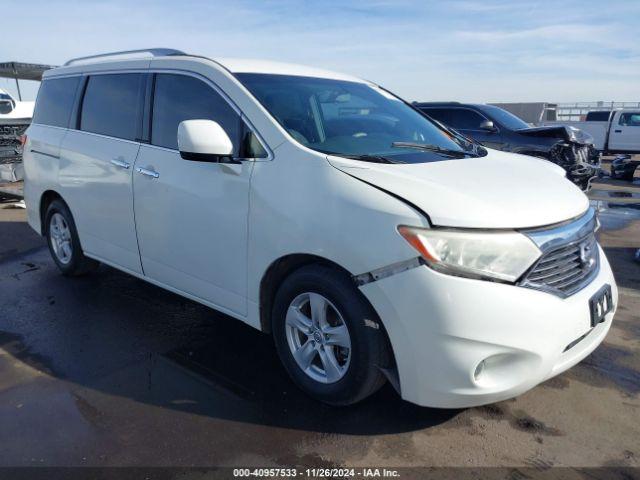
[45,199,99,276]
[272,264,389,406]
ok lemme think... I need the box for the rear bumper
[360,245,617,408]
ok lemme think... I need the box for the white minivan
[23,49,617,408]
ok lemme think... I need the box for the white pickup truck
[543,109,640,154]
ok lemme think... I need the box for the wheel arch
[259,254,353,334]
[259,253,400,390]
[39,190,65,235]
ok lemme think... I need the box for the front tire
[272,264,390,406]
[45,199,99,276]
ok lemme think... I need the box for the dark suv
[415,102,599,190]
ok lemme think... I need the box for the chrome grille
[519,208,600,297]
[0,124,28,162]
[520,233,599,297]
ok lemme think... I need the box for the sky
[1,0,638,103]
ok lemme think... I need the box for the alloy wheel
[285,292,352,384]
[49,212,73,265]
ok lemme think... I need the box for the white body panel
[24,124,68,234]
[22,54,617,407]
[59,130,142,273]
[133,144,253,317]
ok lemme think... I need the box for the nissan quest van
[23,49,617,408]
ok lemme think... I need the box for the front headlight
[398,226,542,282]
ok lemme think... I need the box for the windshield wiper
[339,154,399,164]
[391,142,470,157]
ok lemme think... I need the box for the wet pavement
[0,183,639,469]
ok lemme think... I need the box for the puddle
[591,202,640,232]
[0,330,62,378]
[590,190,640,201]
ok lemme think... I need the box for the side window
[420,108,452,125]
[151,74,242,152]
[80,73,144,141]
[32,77,80,128]
[619,113,640,127]
[446,109,487,130]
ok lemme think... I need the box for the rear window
[32,77,80,128]
[80,74,145,141]
[585,111,611,122]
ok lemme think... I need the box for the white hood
[0,88,34,121]
[328,149,589,229]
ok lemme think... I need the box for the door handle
[110,158,130,169]
[614,130,622,133]
[136,166,159,178]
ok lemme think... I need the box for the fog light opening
[474,360,486,382]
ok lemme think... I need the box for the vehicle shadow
[603,247,640,290]
[0,260,460,436]
[161,321,459,435]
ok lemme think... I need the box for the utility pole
[11,62,22,101]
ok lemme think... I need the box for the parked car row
[542,109,640,155]
[0,88,31,181]
[23,49,617,408]
[413,102,601,190]
[0,62,55,182]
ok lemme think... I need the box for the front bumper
[360,245,617,408]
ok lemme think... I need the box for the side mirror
[479,120,496,131]
[177,120,235,162]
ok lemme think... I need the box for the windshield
[480,105,530,130]
[236,73,481,163]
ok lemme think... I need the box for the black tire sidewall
[272,265,387,405]
[45,200,88,275]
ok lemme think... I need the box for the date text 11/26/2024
[232,468,400,478]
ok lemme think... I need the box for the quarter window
[32,77,80,128]
[80,74,145,141]
[151,74,242,152]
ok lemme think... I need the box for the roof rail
[413,101,461,106]
[64,48,187,66]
